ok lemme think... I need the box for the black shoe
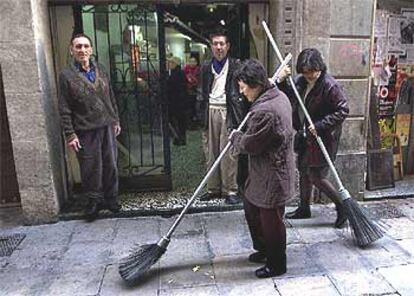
[225,194,242,205]
[106,201,121,213]
[199,192,221,201]
[285,206,311,219]
[334,205,347,228]
[85,201,100,222]
[248,252,266,264]
[255,266,286,278]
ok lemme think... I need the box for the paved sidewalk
[1,199,414,296]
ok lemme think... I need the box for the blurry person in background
[184,56,201,128]
[167,56,188,146]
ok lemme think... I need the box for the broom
[118,56,293,284]
[118,112,251,283]
[262,21,385,247]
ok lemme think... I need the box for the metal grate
[0,233,25,257]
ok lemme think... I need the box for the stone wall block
[303,0,330,37]
[20,187,59,225]
[329,39,370,77]
[330,0,373,36]
[3,92,45,137]
[0,43,37,63]
[1,60,41,93]
[0,0,35,42]
[12,140,53,190]
[337,79,369,117]
[339,118,366,152]
[301,37,330,63]
[333,153,366,199]
[7,113,47,144]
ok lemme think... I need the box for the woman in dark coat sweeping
[281,48,349,228]
[229,59,295,278]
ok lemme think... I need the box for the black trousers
[243,198,286,271]
[76,125,118,204]
[170,109,187,143]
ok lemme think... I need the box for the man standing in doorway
[200,29,249,205]
[58,33,121,221]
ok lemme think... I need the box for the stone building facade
[0,0,379,224]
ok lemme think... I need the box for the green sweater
[58,62,119,142]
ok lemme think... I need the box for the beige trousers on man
[206,106,238,196]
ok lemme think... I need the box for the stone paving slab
[383,217,414,240]
[160,214,205,238]
[378,264,414,296]
[213,254,264,283]
[203,212,252,257]
[394,238,414,261]
[159,234,214,290]
[308,241,396,295]
[100,264,160,296]
[6,244,65,271]
[59,241,112,269]
[329,270,396,296]
[110,217,161,261]
[389,199,414,218]
[159,285,220,296]
[0,267,55,296]
[273,275,340,296]
[69,218,118,243]
[286,227,303,244]
[354,237,412,268]
[44,264,106,296]
[217,281,278,296]
[16,221,75,247]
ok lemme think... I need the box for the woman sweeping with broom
[263,20,384,248]
[229,59,295,278]
[280,48,350,228]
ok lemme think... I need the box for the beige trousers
[206,106,238,196]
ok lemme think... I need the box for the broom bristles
[119,243,166,283]
[343,198,385,247]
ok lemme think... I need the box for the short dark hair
[234,59,271,89]
[70,33,93,46]
[296,48,327,74]
[209,28,229,43]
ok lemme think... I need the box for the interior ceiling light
[207,4,217,13]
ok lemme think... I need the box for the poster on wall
[395,114,411,147]
[375,10,388,37]
[400,8,414,63]
[388,15,407,55]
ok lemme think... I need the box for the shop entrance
[366,0,414,199]
[49,1,267,213]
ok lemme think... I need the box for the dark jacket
[231,86,295,208]
[167,66,187,113]
[58,62,119,142]
[281,72,349,166]
[200,57,249,129]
